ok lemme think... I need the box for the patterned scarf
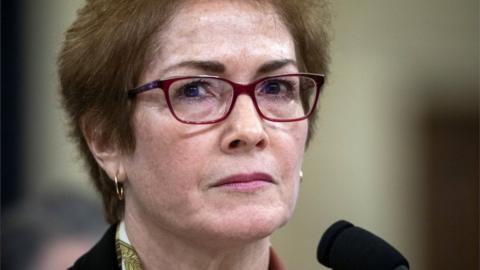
[115,222,143,270]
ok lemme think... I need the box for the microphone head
[317,220,409,270]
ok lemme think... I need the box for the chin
[209,204,293,243]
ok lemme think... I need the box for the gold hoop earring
[299,170,304,182]
[114,175,124,200]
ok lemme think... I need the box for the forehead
[144,0,296,80]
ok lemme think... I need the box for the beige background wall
[20,0,478,269]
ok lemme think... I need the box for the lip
[211,173,275,191]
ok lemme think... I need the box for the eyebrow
[161,59,297,77]
[256,59,297,74]
[164,60,226,74]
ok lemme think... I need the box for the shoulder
[69,224,120,270]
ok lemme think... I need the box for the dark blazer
[69,225,120,270]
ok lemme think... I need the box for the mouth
[211,172,275,191]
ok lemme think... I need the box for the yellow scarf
[115,222,143,270]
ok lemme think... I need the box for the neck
[123,213,272,270]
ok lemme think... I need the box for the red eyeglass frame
[127,73,325,124]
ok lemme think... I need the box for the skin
[88,1,308,269]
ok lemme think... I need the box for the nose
[220,95,269,153]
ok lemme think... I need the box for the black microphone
[317,220,409,270]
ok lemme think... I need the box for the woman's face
[122,0,308,246]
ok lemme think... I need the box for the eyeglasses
[128,73,325,124]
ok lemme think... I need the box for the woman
[60,0,330,269]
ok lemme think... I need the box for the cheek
[271,121,308,208]
[124,112,207,207]
[272,121,308,170]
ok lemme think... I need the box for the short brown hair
[58,0,331,224]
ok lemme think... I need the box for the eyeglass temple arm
[128,81,163,98]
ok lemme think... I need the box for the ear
[81,117,126,183]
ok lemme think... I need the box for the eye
[173,80,214,99]
[258,79,296,96]
[183,84,202,97]
[263,82,282,94]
